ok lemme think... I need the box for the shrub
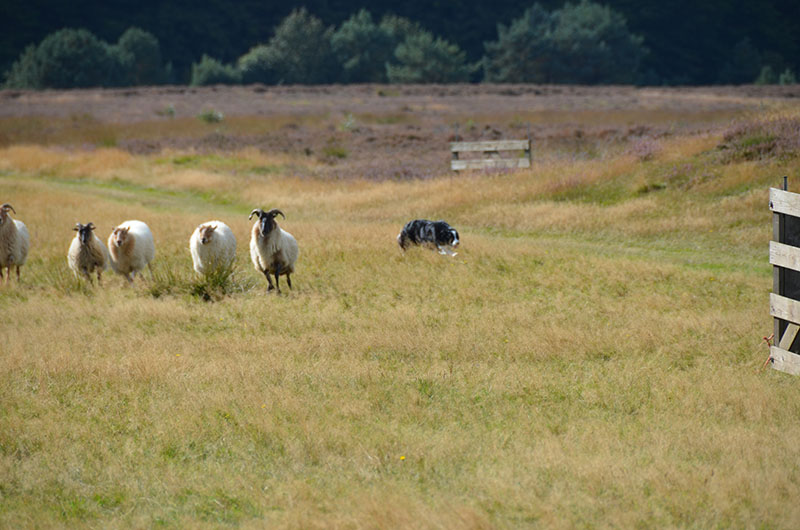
[754,65,777,85]
[115,27,166,85]
[239,8,337,85]
[197,109,224,123]
[331,9,395,83]
[378,14,424,45]
[483,4,555,83]
[190,55,241,86]
[238,45,278,85]
[387,31,476,83]
[4,28,121,89]
[3,45,40,89]
[483,1,646,84]
[779,68,797,85]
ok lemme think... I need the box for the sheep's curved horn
[1,203,15,214]
[73,223,82,231]
[249,208,263,220]
[268,208,285,220]
[86,222,95,230]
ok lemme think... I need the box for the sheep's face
[75,222,96,245]
[258,215,276,237]
[249,208,285,238]
[199,225,216,245]
[111,226,130,247]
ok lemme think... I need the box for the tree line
[3,1,798,89]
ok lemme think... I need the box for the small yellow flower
[175,354,181,357]
[400,455,405,461]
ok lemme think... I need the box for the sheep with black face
[68,222,109,284]
[249,208,298,293]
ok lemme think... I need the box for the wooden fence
[450,139,532,171]
[769,182,800,375]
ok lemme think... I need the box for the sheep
[0,203,30,284]
[249,208,298,293]
[107,220,155,284]
[189,220,236,275]
[68,222,109,284]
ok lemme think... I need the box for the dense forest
[1,0,799,86]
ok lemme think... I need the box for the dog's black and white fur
[397,219,460,256]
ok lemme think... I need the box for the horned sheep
[68,222,109,284]
[249,208,298,293]
[107,220,155,283]
[190,220,236,275]
[0,203,30,284]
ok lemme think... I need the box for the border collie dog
[397,219,460,256]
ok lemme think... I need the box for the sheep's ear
[206,225,216,233]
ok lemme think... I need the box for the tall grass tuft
[143,260,189,298]
[31,259,97,296]
[188,265,256,301]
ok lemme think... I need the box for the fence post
[774,177,788,342]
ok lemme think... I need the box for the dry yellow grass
[1,104,799,529]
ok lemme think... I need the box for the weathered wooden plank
[770,241,800,272]
[769,293,800,324]
[451,158,531,171]
[450,140,530,152]
[779,323,800,350]
[770,345,800,375]
[769,188,800,218]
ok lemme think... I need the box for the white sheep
[189,220,236,275]
[0,203,30,284]
[107,220,155,284]
[249,208,298,293]
[68,222,109,284]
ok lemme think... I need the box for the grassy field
[1,85,800,528]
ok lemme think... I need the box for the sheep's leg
[15,265,20,281]
[274,263,282,294]
[286,273,292,290]
[263,269,275,291]
[96,270,102,286]
[0,267,4,284]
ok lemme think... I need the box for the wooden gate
[768,181,800,375]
